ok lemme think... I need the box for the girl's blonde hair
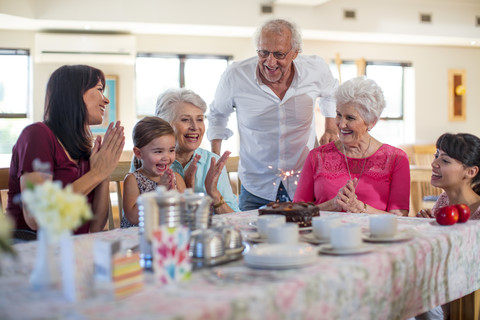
[133,116,175,169]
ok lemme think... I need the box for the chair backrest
[0,167,9,213]
[225,156,241,196]
[409,144,442,215]
[108,161,131,230]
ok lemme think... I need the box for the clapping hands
[158,168,176,190]
[334,179,364,213]
[90,121,125,181]
[184,154,201,188]
[204,151,231,200]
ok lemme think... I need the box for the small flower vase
[29,228,59,290]
[59,230,77,301]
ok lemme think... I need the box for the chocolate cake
[258,201,320,228]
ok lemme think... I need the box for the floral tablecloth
[1,211,479,320]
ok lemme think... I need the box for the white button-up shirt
[207,55,338,200]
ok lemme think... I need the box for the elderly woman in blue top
[153,88,239,213]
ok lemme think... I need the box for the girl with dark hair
[417,133,480,219]
[121,117,186,228]
[7,65,125,238]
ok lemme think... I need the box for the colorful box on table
[112,252,144,299]
[152,226,192,285]
[93,239,144,299]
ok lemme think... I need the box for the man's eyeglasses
[256,48,292,60]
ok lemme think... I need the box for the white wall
[1,29,479,149]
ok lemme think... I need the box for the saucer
[362,232,413,243]
[244,243,316,269]
[244,232,267,243]
[429,221,463,227]
[249,221,312,231]
[300,233,329,245]
[225,245,246,259]
[318,244,373,256]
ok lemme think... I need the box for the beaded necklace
[343,138,371,191]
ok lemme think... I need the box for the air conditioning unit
[35,33,136,64]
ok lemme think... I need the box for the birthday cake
[258,201,320,228]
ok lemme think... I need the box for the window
[135,54,233,151]
[329,60,414,145]
[136,54,231,117]
[0,49,31,159]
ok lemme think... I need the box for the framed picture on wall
[91,75,118,134]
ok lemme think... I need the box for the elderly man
[207,18,338,211]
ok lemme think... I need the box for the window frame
[135,53,232,118]
[334,60,412,121]
[0,48,31,119]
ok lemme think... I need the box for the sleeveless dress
[120,169,176,228]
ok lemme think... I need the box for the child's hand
[159,168,176,190]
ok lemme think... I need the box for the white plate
[249,221,312,231]
[244,243,317,269]
[300,233,329,245]
[244,232,267,243]
[429,221,462,227]
[245,260,316,270]
[318,244,373,256]
[362,232,413,243]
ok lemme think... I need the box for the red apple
[455,204,471,223]
[435,205,459,225]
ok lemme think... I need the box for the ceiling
[0,0,479,47]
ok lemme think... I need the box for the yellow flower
[22,181,93,243]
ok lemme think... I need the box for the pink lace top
[432,193,480,220]
[293,142,410,212]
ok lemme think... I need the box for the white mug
[330,223,362,250]
[267,222,299,244]
[257,215,286,238]
[369,215,397,238]
[312,216,342,241]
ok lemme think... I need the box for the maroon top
[7,122,94,234]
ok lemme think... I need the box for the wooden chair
[107,161,131,230]
[225,156,241,197]
[408,144,443,215]
[0,167,9,214]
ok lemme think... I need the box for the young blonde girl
[121,117,186,228]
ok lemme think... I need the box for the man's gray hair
[155,88,207,124]
[335,77,386,126]
[254,18,303,52]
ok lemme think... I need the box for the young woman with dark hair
[7,65,125,238]
[417,133,480,219]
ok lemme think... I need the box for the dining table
[1,210,479,320]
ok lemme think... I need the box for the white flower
[22,180,93,243]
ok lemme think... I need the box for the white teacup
[369,215,397,238]
[257,215,286,238]
[330,223,362,250]
[267,222,299,244]
[312,216,342,241]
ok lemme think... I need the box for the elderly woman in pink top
[294,77,410,216]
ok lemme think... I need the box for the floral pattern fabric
[1,211,480,320]
[120,170,161,228]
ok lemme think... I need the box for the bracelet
[362,202,367,213]
[213,196,226,209]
